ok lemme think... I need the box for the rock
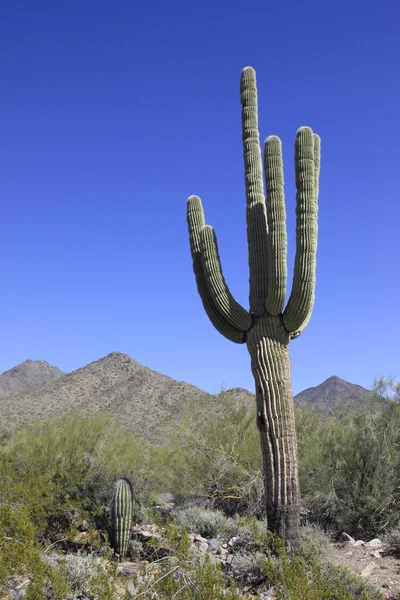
[114,582,127,598]
[208,538,221,551]
[199,542,209,552]
[353,540,365,547]
[340,532,356,544]
[73,532,87,544]
[127,582,136,595]
[138,530,154,539]
[117,561,148,575]
[365,538,383,549]
[369,550,382,558]
[228,537,239,546]
[80,520,89,531]
[120,566,135,576]
[194,534,207,543]
[12,580,30,599]
[361,562,376,578]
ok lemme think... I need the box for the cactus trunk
[247,315,300,551]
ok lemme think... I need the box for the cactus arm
[187,195,247,343]
[200,225,252,331]
[282,128,320,336]
[264,135,288,316]
[240,67,269,316]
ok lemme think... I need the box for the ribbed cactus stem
[186,66,320,551]
[111,477,133,558]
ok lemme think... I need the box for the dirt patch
[333,541,400,599]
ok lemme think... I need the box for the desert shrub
[223,514,270,544]
[174,506,228,537]
[265,549,383,600]
[54,550,116,600]
[159,390,263,516]
[297,377,400,537]
[230,550,267,586]
[126,538,145,560]
[299,524,334,565]
[0,413,160,540]
[0,504,72,599]
[383,525,400,549]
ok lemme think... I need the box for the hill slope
[0,359,65,399]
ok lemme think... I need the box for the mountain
[293,375,371,413]
[0,359,65,399]
[0,352,210,441]
[0,354,372,441]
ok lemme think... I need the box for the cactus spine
[187,67,320,551]
[111,477,133,558]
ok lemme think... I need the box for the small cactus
[111,477,133,558]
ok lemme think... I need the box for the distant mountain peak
[0,359,65,400]
[324,375,342,382]
[294,375,371,413]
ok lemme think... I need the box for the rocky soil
[4,521,400,599]
[333,533,400,599]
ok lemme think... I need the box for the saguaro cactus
[186,66,320,551]
[111,477,134,558]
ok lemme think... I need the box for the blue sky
[1,0,398,395]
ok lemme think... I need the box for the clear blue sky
[1,1,398,395]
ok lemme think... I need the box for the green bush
[174,506,228,537]
[0,413,159,540]
[0,504,72,599]
[158,390,263,516]
[297,377,400,537]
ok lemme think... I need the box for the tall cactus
[186,66,320,551]
[111,477,133,558]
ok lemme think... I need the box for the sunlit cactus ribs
[186,66,320,551]
[111,477,134,558]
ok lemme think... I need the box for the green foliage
[159,391,263,516]
[55,550,117,600]
[264,534,382,599]
[0,504,71,599]
[0,504,46,584]
[296,378,400,536]
[174,506,228,537]
[0,413,157,540]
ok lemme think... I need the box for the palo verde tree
[186,66,320,551]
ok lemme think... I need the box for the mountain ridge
[0,354,372,440]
